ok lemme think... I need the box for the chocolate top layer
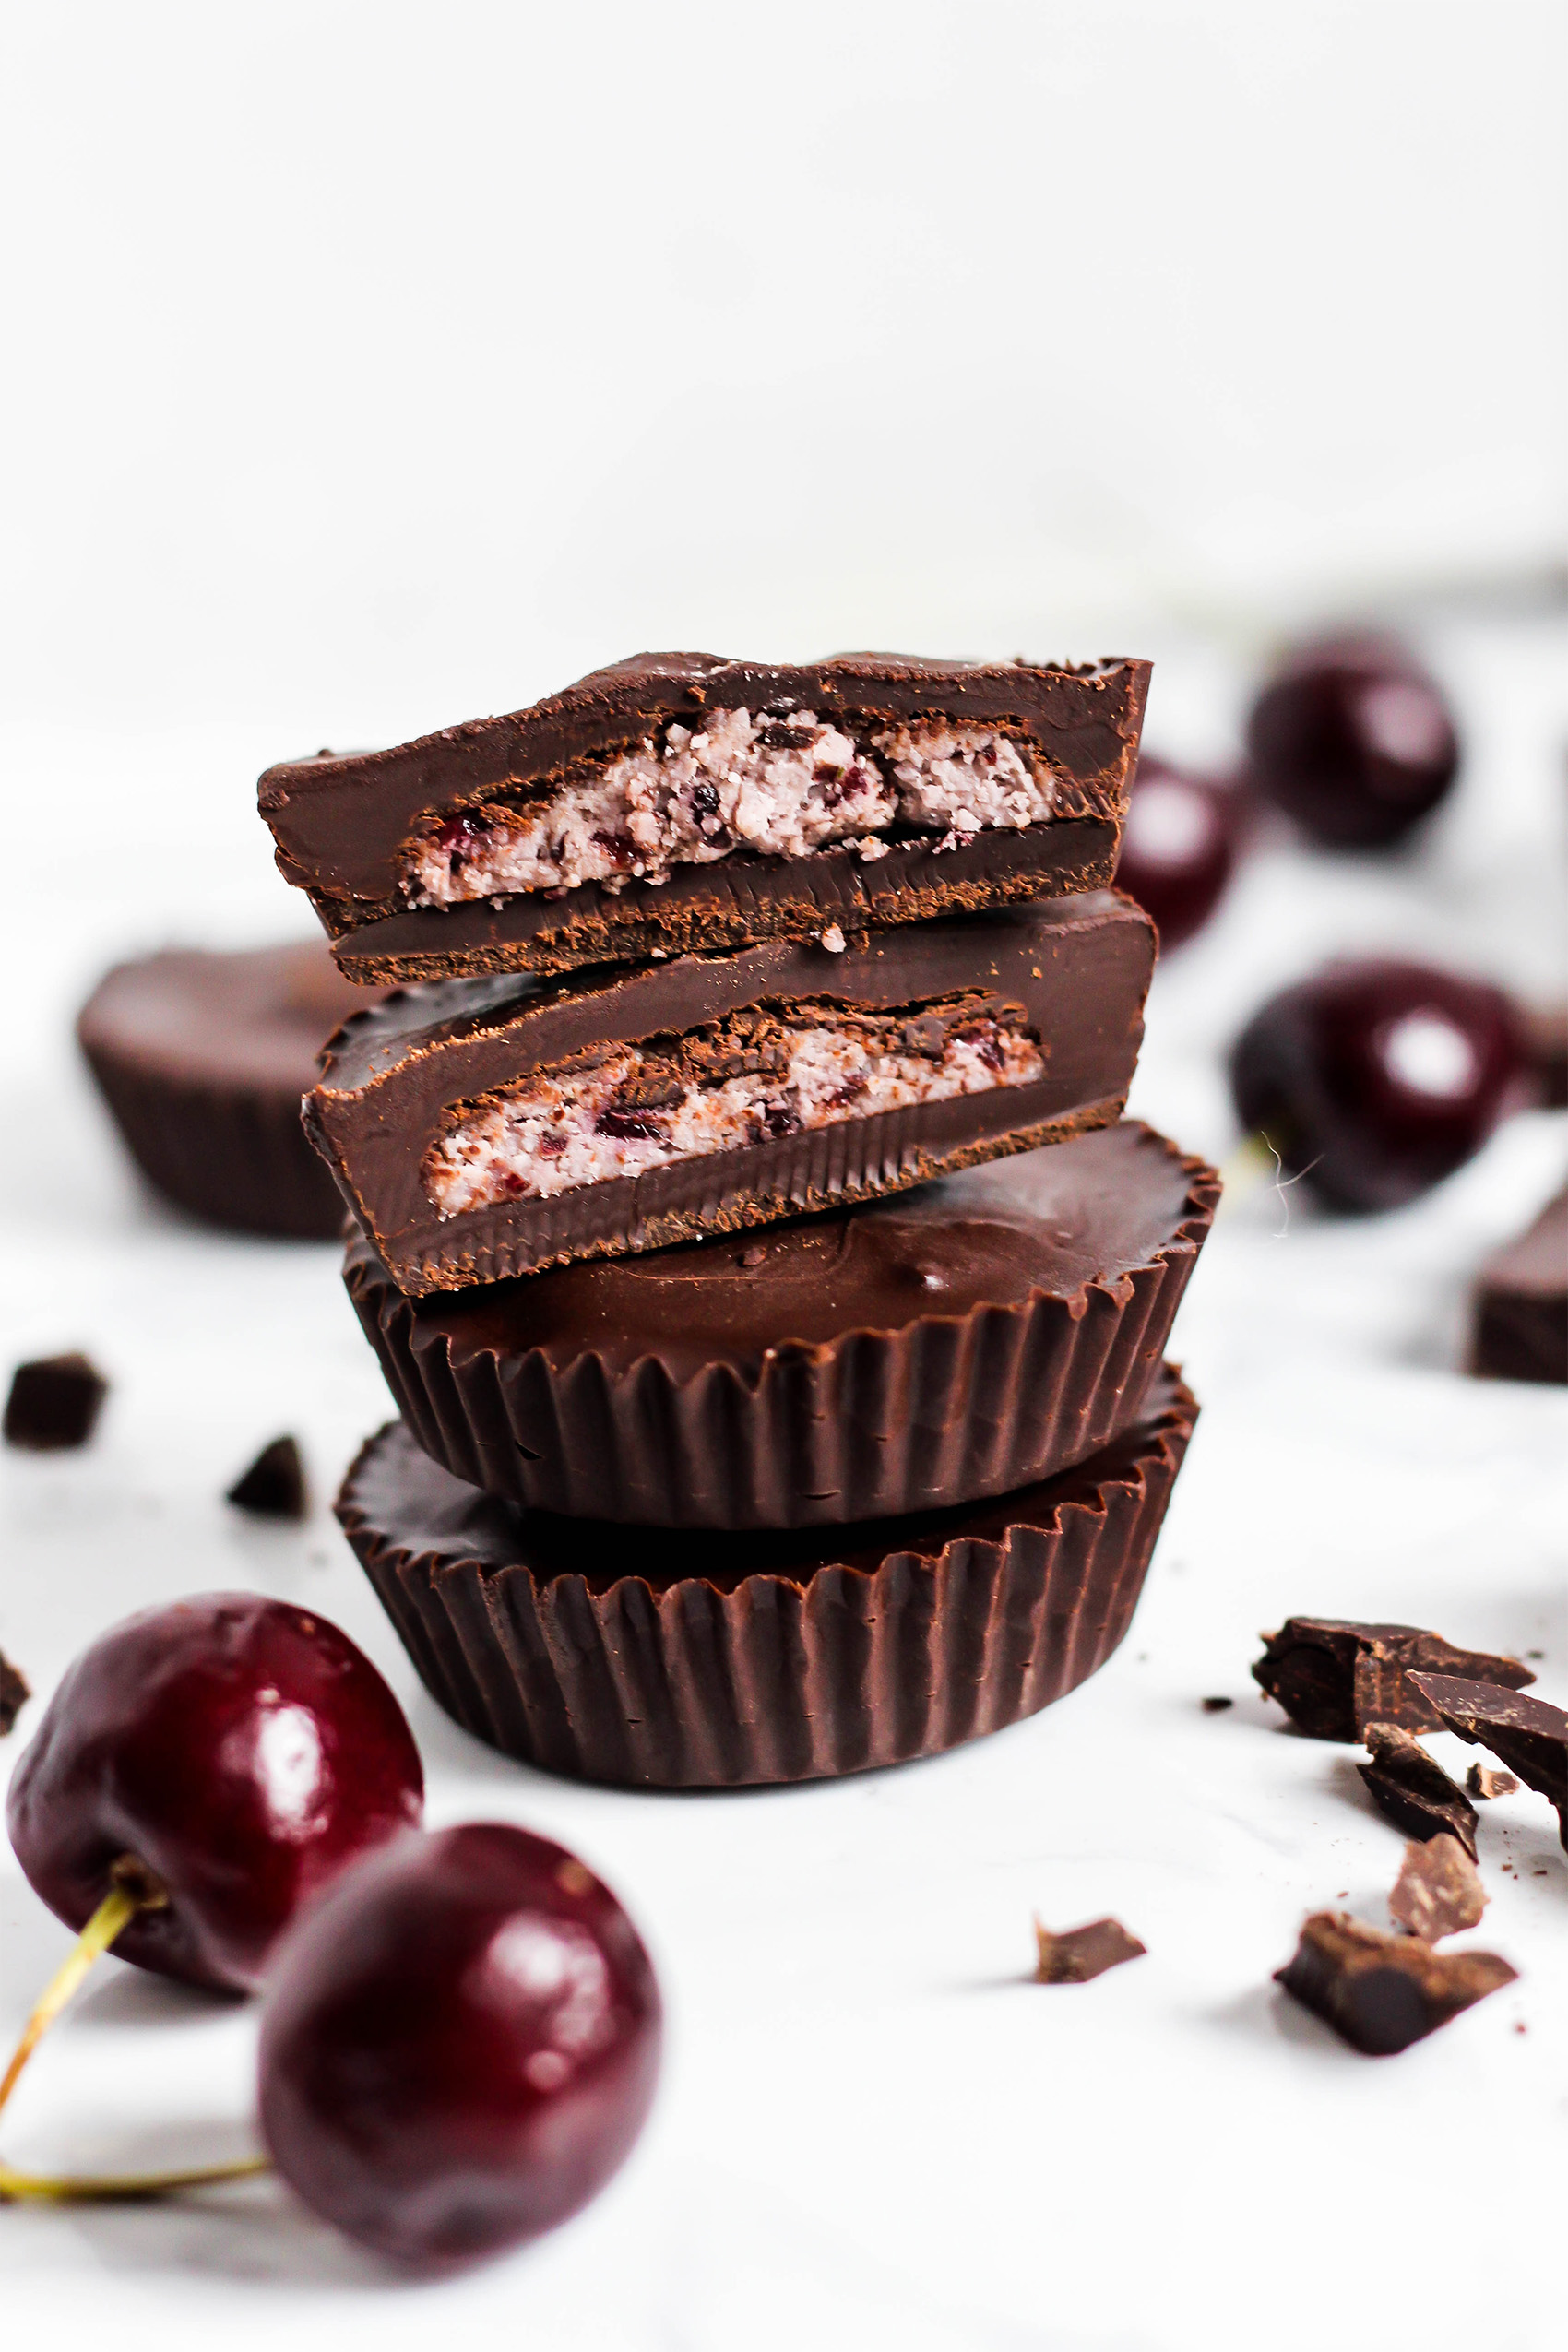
[354,1118,1206,1381]
[77,942,377,1094]
[341,1366,1194,1597]
[259,650,1152,909]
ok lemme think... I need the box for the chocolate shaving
[1411,1674,1568,1852]
[1388,1834,1486,1941]
[0,1646,30,1737]
[1357,1722,1479,1859]
[227,1434,308,1521]
[1466,1761,1518,1800]
[1276,1912,1515,2054]
[1253,1618,1533,1742]
[3,1352,109,1452]
[1034,1917,1146,1984]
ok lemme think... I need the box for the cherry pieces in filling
[422,997,1044,1217]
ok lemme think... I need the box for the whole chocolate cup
[77,943,381,1241]
[343,1120,1218,1527]
[336,1367,1198,1788]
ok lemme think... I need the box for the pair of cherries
[1115,636,1462,956]
[4,1595,659,2268]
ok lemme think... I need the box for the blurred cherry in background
[1113,755,1241,952]
[1245,635,1460,849]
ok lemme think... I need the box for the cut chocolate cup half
[307,892,1155,1295]
[260,651,1150,980]
[335,1366,1198,1789]
[345,1118,1217,1527]
[77,943,383,1241]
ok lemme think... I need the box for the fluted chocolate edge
[342,1127,1218,1526]
[335,1370,1198,1788]
[78,1036,344,1240]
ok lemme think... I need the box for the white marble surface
[1,613,1564,2351]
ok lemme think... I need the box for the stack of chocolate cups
[260,653,1218,1788]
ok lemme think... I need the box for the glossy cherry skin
[1230,959,1526,1211]
[6,1594,423,1993]
[258,1823,661,2270]
[1246,635,1459,849]
[1112,754,1240,951]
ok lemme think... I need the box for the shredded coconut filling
[404,710,1058,908]
[422,1017,1045,1217]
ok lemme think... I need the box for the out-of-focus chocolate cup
[342,1120,1218,1527]
[335,1367,1198,1789]
[77,943,382,1240]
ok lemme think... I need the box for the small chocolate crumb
[1410,1674,1568,1853]
[4,1352,109,1452]
[1358,1722,1479,1859]
[1034,1917,1146,1984]
[1388,1834,1487,1941]
[1201,1695,1234,1713]
[227,1434,308,1521]
[0,1647,30,1737]
[1467,1761,1519,1800]
[1253,1618,1533,1742]
[1276,1912,1515,2054]
[1526,1649,1546,1660]
[739,1244,767,1268]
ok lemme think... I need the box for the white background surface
[2,6,1565,2346]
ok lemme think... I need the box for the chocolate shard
[1034,1918,1146,1984]
[1516,997,1568,1109]
[4,1353,109,1452]
[1252,1617,1534,1742]
[1410,1674,1568,1852]
[257,651,1151,982]
[1276,1912,1516,2055]
[1467,1761,1519,1800]
[1388,1834,1486,1941]
[0,1646,30,1737]
[227,1435,308,1521]
[308,894,1155,1296]
[1357,1722,1479,1859]
[1467,1188,1568,1385]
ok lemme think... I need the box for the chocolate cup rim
[337,1367,1198,1605]
[343,1121,1219,1398]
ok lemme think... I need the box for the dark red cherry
[258,1823,661,2269]
[1113,754,1240,951]
[6,1594,423,1993]
[1246,635,1459,849]
[1230,960,1526,1211]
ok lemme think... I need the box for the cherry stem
[0,1883,142,2125]
[0,2154,270,2205]
[0,1877,274,2205]
[1215,1130,1278,1217]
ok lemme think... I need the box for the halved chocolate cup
[335,1366,1198,1789]
[344,1119,1217,1527]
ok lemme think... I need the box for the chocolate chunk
[258,651,1150,981]
[1467,1761,1519,1800]
[336,1369,1198,1788]
[345,1118,1216,1526]
[1388,1834,1486,1941]
[1467,1188,1568,1385]
[0,1646,30,1736]
[227,1435,308,1521]
[77,942,385,1240]
[1252,1617,1534,1742]
[1516,998,1568,1108]
[309,895,1155,1296]
[1034,1918,1146,1983]
[4,1353,109,1451]
[1411,1674,1568,1851]
[1201,1695,1234,1712]
[1357,1722,1479,1859]
[1276,1912,1515,2054]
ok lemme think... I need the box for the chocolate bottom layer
[77,944,381,1240]
[344,1120,1218,1526]
[335,1366,1197,1788]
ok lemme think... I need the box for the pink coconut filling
[422,1018,1045,1218]
[404,710,1057,909]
